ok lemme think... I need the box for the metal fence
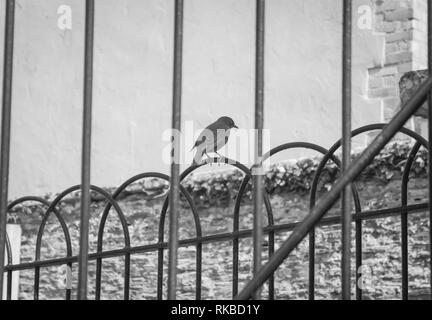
[0,0,431,300]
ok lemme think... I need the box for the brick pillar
[366,0,427,136]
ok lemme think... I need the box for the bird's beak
[233,124,239,129]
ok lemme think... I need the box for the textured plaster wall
[0,0,385,198]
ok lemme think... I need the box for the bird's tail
[191,152,202,166]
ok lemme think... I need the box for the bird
[191,116,238,165]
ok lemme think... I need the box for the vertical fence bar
[232,213,239,298]
[0,0,15,299]
[167,0,183,300]
[341,0,352,300]
[77,0,95,300]
[6,270,11,300]
[401,177,409,300]
[428,0,432,299]
[401,144,421,300]
[267,230,274,299]
[355,221,362,299]
[308,229,315,300]
[251,0,265,300]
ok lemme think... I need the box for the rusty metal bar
[251,0,265,300]
[341,0,352,300]
[235,76,432,300]
[428,0,432,298]
[0,0,15,299]
[77,0,95,300]
[167,0,184,300]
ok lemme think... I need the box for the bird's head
[218,116,239,129]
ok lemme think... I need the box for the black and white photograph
[0,0,431,308]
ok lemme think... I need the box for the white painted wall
[0,0,385,198]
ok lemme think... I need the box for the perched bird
[191,116,238,165]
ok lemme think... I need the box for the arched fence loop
[1,124,431,300]
[400,138,428,300]
[309,124,428,300]
[7,196,73,300]
[258,141,362,300]
[184,157,277,300]
[158,157,251,300]
[97,172,170,300]
[157,183,202,300]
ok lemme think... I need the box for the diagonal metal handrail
[235,75,432,300]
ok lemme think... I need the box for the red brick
[378,1,399,11]
[369,65,399,76]
[376,21,397,33]
[368,87,398,99]
[385,43,398,54]
[368,76,384,89]
[385,51,412,64]
[397,62,413,73]
[385,8,414,21]
[383,75,398,87]
[386,30,413,42]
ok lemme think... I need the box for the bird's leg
[214,151,223,166]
